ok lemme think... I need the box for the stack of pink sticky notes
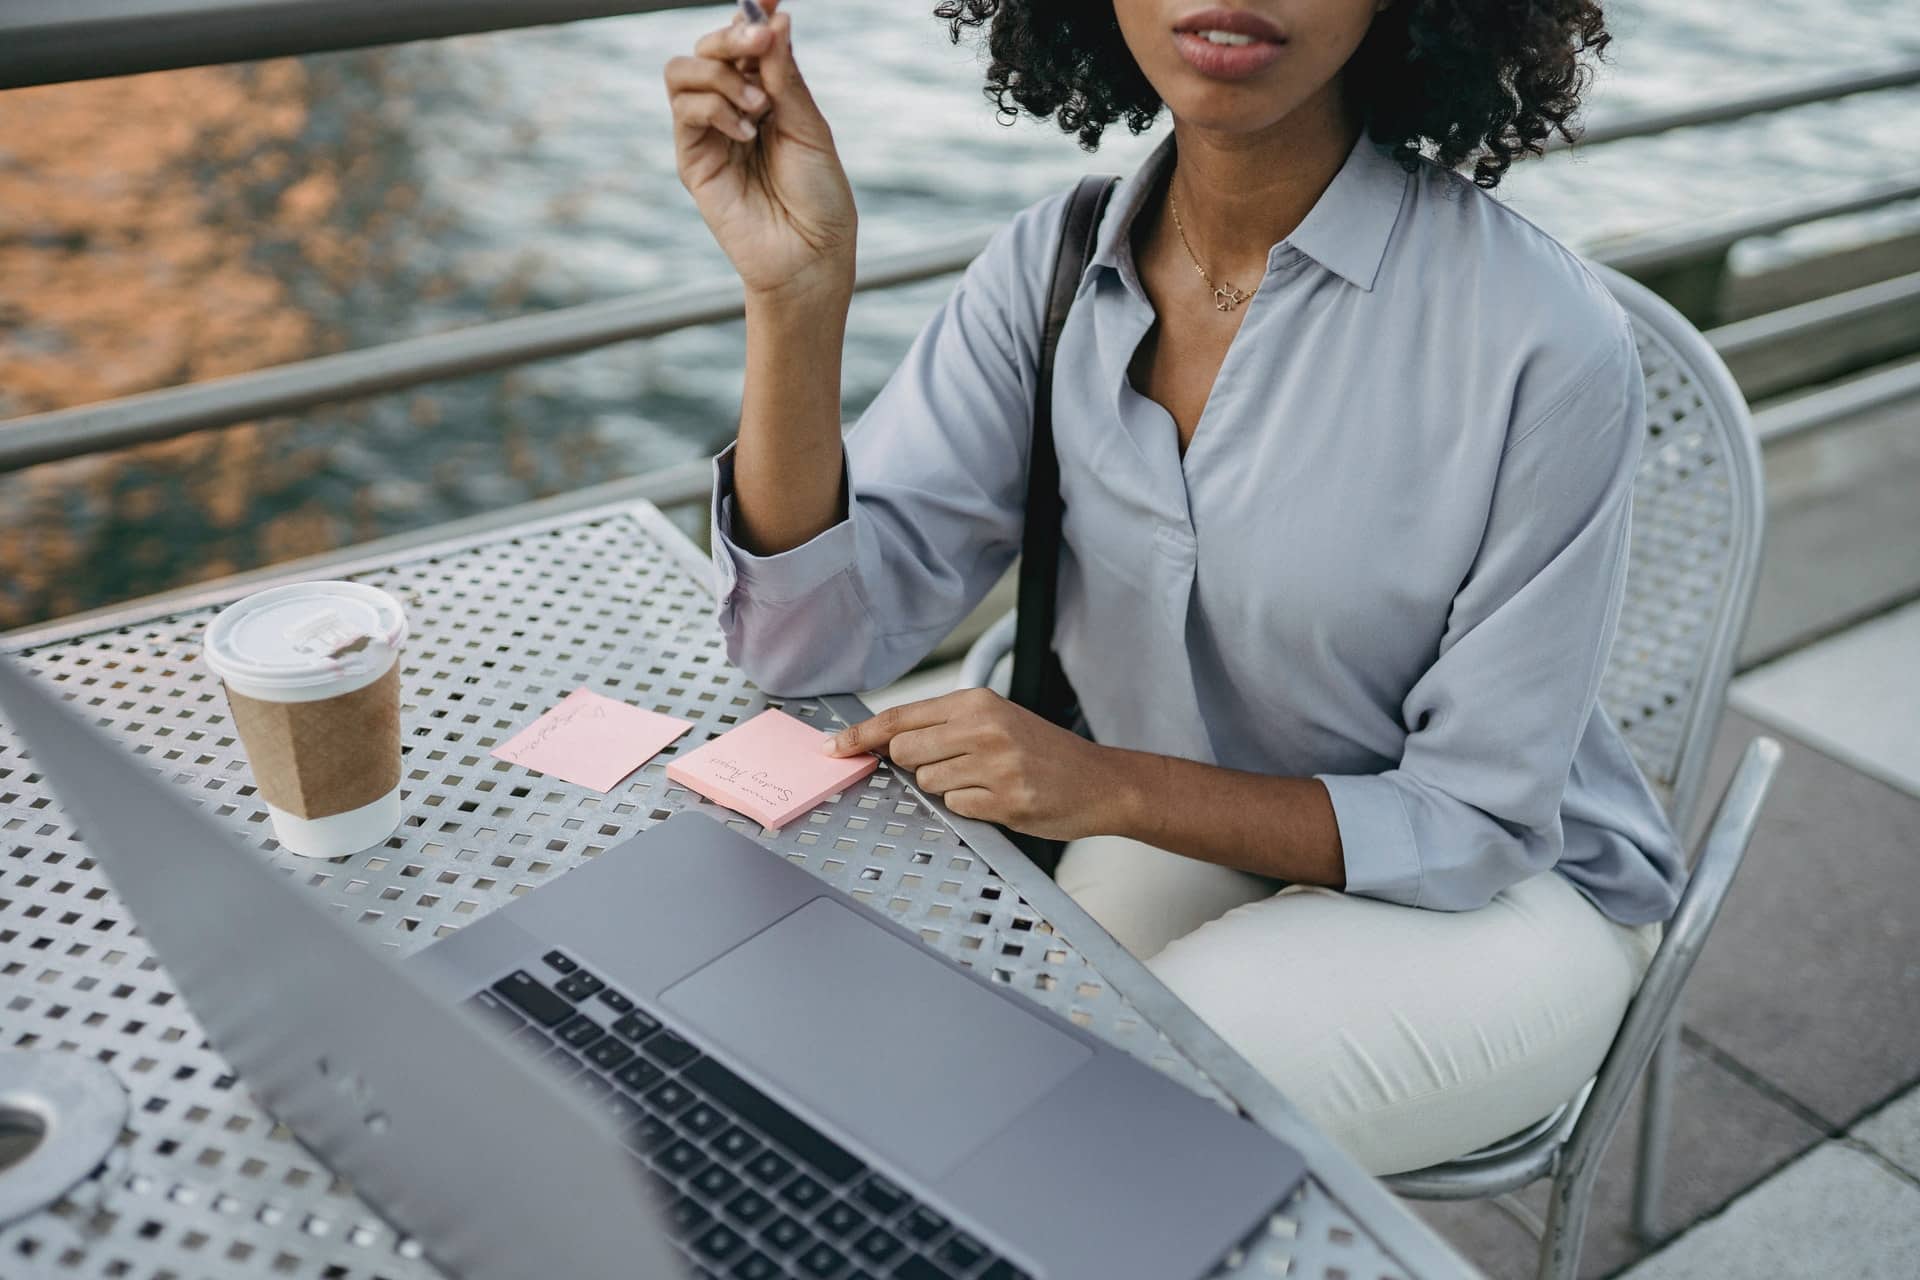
[667,707,878,830]
[490,687,694,792]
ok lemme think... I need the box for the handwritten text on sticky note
[666,708,877,830]
[490,688,693,792]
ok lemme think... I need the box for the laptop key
[645,1079,695,1116]
[556,969,605,1001]
[682,1101,727,1139]
[936,1233,985,1270]
[684,1057,862,1184]
[731,1252,780,1280]
[573,1073,615,1103]
[660,1139,708,1178]
[714,1125,762,1163]
[780,1174,828,1211]
[745,1149,795,1187]
[542,949,577,974]
[762,1214,815,1255]
[695,1223,747,1262]
[853,1227,903,1264]
[798,1242,847,1277]
[463,989,524,1029]
[626,1114,672,1153]
[605,1093,647,1129]
[612,1010,661,1042]
[586,1037,634,1071]
[815,1200,867,1239]
[856,1174,908,1219]
[614,1056,664,1093]
[726,1188,775,1227]
[491,971,573,1026]
[903,1206,947,1244]
[646,1028,701,1069]
[668,1195,712,1236]
[598,987,635,1014]
[558,1013,604,1050]
[694,1164,741,1200]
[977,1263,1030,1280]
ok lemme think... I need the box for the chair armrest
[1556,736,1783,1177]
[958,609,1019,692]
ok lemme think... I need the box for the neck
[1157,86,1364,286]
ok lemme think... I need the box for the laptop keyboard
[465,949,1030,1280]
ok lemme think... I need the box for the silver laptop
[0,653,1306,1280]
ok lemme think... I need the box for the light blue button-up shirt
[707,126,1686,926]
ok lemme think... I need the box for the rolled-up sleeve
[1317,318,1648,911]
[709,195,1063,697]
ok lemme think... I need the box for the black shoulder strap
[1006,173,1118,876]
[1010,173,1118,722]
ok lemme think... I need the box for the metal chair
[957,260,1783,1280]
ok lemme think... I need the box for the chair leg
[1631,1016,1682,1243]
[1537,1153,1598,1280]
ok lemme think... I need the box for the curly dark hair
[930,1,1612,190]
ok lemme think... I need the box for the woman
[664,0,1686,1176]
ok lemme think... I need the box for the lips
[1171,6,1288,44]
[1171,8,1287,81]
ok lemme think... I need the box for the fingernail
[744,84,767,108]
[820,736,841,755]
[737,120,757,140]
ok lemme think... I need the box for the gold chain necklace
[1169,169,1256,312]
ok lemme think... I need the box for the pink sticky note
[666,707,878,830]
[490,687,693,792]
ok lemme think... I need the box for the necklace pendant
[1212,283,1251,312]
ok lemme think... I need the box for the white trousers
[1055,835,1661,1176]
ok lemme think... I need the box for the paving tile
[1739,396,1920,666]
[1406,1036,1822,1279]
[1675,708,1920,1128]
[1413,1200,1539,1280]
[1852,1081,1920,1181]
[1618,1142,1920,1279]
[1731,597,1920,799]
[1522,1034,1821,1278]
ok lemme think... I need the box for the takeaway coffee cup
[202,581,410,858]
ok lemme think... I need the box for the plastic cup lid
[202,581,409,695]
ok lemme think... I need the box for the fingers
[942,786,995,821]
[744,13,820,118]
[681,10,826,145]
[670,88,757,146]
[912,754,990,797]
[665,53,770,123]
[825,694,961,757]
[885,724,970,771]
[693,20,773,64]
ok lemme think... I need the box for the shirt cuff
[709,441,859,604]
[1315,772,1423,908]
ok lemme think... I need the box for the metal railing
[2,7,1917,474]
[0,1,709,90]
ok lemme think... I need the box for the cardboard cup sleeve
[223,663,402,820]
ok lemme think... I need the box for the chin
[1160,85,1295,135]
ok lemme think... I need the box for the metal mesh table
[0,500,1474,1280]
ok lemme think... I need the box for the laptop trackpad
[660,896,1091,1184]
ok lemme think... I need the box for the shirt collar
[1086,126,1411,294]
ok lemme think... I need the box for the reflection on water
[2,0,1919,630]
[0,48,634,626]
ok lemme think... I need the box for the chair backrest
[1589,261,1767,842]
